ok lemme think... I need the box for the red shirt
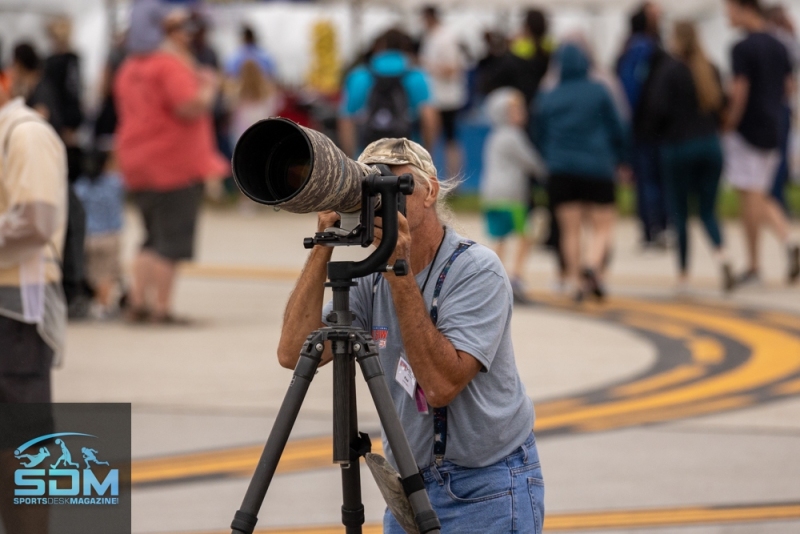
[114,52,229,191]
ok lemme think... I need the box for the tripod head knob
[397,173,415,195]
[390,260,409,277]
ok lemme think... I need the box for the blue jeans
[632,141,668,243]
[771,103,792,210]
[383,432,544,534]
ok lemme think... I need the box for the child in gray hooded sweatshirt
[480,87,548,303]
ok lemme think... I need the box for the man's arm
[276,212,338,369]
[377,215,482,408]
[388,274,482,407]
[724,75,750,132]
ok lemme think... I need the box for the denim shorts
[384,432,544,534]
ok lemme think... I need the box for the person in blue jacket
[536,43,628,302]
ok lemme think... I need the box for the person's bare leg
[494,239,507,264]
[763,197,791,244]
[512,234,532,281]
[587,205,617,282]
[445,140,462,179]
[150,254,178,319]
[557,203,583,292]
[0,450,49,534]
[94,279,114,308]
[129,250,155,311]
[739,190,765,273]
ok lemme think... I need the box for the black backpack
[361,69,412,146]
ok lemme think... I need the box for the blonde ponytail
[674,21,723,114]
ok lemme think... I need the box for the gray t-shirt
[322,228,534,469]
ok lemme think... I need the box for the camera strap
[370,233,475,466]
[429,238,474,466]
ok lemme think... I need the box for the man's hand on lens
[374,212,412,279]
[317,210,341,233]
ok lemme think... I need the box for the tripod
[230,174,441,534]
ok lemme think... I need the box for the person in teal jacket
[536,43,628,302]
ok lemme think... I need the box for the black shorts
[440,108,459,142]
[0,315,53,404]
[548,174,616,207]
[130,183,203,261]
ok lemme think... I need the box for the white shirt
[0,97,68,357]
[420,24,467,110]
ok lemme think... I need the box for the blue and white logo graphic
[13,432,119,505]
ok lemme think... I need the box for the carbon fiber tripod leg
[230,333,325,534]
[353,335,442,534]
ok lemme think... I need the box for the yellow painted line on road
[132,437,373,486]
[534,300,800,432]
[687,336,726,365]
[133,396,760,486]
[178,262,800,293]
[575,395,753,432]
[133,439,387,486]
[607,337,724,399]
[162,502,800,533]
[773,378,800,396]
[180,263,300,282]
[544,502,800,530]
[132,298,800,486]
[760,311,800,331]
[534,398,586,417]
[609,365,705,398]
[620,314,694,339]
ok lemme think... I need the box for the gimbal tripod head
[309,165,415,284]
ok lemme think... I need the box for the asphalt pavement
[51,206,800,534]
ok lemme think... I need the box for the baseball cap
[358,138,437,178]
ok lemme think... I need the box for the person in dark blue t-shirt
[616,2,670,248]
[724,0,800,286]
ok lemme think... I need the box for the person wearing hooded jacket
[536,43,628,302]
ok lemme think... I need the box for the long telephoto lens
[232,118,372,214]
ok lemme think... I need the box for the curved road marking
[531,296,800,435]
[132,296,800,487]
[134,266,800,531]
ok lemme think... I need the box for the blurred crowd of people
[468,0,800,302]
[2,0,800,332]
[333,1,800,303]
[1,3,308,324]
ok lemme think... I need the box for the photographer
[278,138,544,533]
